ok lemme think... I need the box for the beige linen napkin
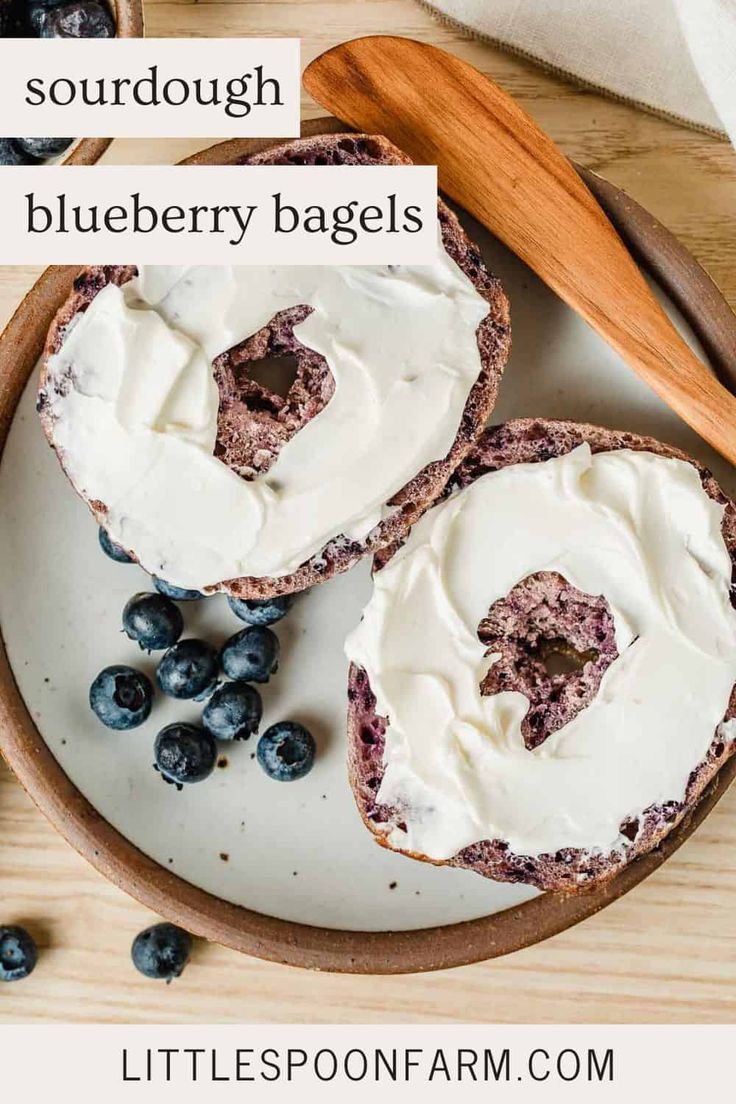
[421,0,736,144]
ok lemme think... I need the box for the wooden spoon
[304,36,736,465]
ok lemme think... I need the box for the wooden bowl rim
[61,0,145,167]
[1,120,735,974]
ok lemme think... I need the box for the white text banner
[0,38,300,139]
[0,164,438,265]
[0,1023,727,1102]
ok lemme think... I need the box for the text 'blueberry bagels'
[37,133,511,599]
[345,419,736,892]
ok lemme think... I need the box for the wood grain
[304,36,736,465]
[2,0,736,1023]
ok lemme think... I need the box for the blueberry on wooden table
[90,665,153,730]
[221,625,279,683]
[227,593,294,626]
[153,576,205,602]
[99,525,134,563]
[156,639,220,700]
[0,926,38,982]
[131,923,191,981]
[123,592,184,652]
[26,0,93,35]
[27,0,61,36]
[0,138,35,165]
[154,723,217,787]
[257,722,316,782]
[38,0,115,37]
[203,682,262,742]
[16,136,74,160]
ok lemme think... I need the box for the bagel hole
[247,353,300,402]
[213,306,336,481]
[478,571,618,749]
[535,637,598,677]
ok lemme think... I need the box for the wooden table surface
[2,0,736,1024]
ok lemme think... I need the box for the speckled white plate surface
[0,213,733,934]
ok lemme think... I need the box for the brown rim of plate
[61,0,145,167]
[1,120,735,975]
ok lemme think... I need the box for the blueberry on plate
[123,592,183,652]
[203,682,262,742]
[90,665,153,730]
[153,576,204,602]
[0,925,38,983]
[221,626,279,684]
[156,639,219,700]
[227,593,294,626]
[98,526,134,563]
[38,0,115,37]
[257,722,316,782]
[131,922,191,982]
[154,723,216,787]
[15,137,74,160]
[0,138,34,166]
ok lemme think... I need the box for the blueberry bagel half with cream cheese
[37,133,510,598]
[346,418,736,892]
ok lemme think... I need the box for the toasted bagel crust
[348,418,736,892]
[38,133,511,597]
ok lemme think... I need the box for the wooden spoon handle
[304,36,736,465]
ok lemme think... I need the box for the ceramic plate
[1,128,734,973]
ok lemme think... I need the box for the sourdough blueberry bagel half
[37,133,510,598]
[345,418,736,892]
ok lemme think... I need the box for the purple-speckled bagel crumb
[212,304,334,479]
[478,571,618,749]
[347,418,736,892]
[38,134,511,599]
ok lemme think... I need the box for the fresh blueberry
[27,0,60,35]
[0,138,33,166]
[153,576,205,602]
[227,593,294,626]
[257,722,316,782]
[156,639,219,700]
[0,925,38,982]
[15,136,74,160]
[89,665,153,730]
[154,723,216,787]
[131,923,191,981]
[202,682,262,742]
[221,626,279,683]
[38,0,115,37]
[123,592,183,652]
[98,526,134,563]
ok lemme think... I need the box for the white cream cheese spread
[45,252,490,587]
[345,445,736,859]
